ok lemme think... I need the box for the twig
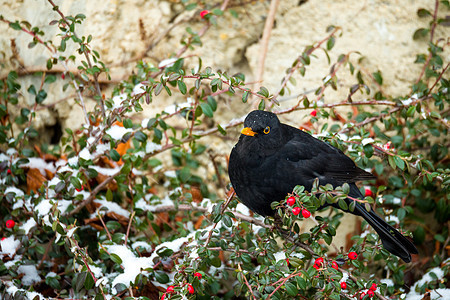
[253,0,281,107]
[76,244,107,300]
[65,170,120,216]
[97,210,113,241]
[204,190,235,247]
[238,262,257,300]
[267,271,302,299]
[124,211,135,247]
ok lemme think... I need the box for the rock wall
[1,0,445,129]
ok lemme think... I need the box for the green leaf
[388,155,396,170]
[363,144,374,158]
[217,124,227,135]
[413,28,429,40]
[257,86,269,98]
[74,272,87,292]
[35,89,47,104]
[110,253,123,264]
[434,234,445,243]
[110,149,121,162]
[417,8,432,18]
[84,272,95,290]
[207,96,217,111]
[123,118,133,128]
[285,282,298,296]
[338,199,348,210]
[178,80,187,95]
[154,83,163,96]
[327,36,335,50]
[393,156,405,170]
[28,84,37,95]
[55,181,66,193]
[155,271,170,284]
[9,21,22,30]
[200,102,213,117]
[134,131,147,143]
[406,106,416,117]
[242,91,249,103]
[372,71,383,85]
[106,189,113,202]
[70,176,82,189]
[258,99,265,110]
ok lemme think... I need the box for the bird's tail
[354,203,418,263]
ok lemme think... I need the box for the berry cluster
[161,272,202,299]
[286,196,311,218]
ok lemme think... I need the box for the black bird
[228,110,418,262]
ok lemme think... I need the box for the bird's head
[240,110,283,149]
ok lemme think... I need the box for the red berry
[315,257,323,265]
[285,258,289,265]
[360,292,366,299]
[331,261,338,270]
[369,283,377,291]
[7,169,12,174]
[200,10,210,19]
[286,196,296,206]
[348,251,358,260]
[367,290,374,297]
[302,209,311,218]
[76,186,84,192]
[292,207,301,215]
[160,293,166,300]
[167,286,174,293]
[61,73,65,80]
[310,110,317,117]
[194,272,202,280]
[313,263,319,270]
[5,220,15,229]
[364,188,374,197]
[1,237,6,241]
[340,282,347,289]
[187,284,194,294]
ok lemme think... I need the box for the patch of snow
[107,245,154,293]
[159,58,177,68]
[5,186,24,197]
[21,218,37,234]
[0,236,21,258]
[94,199,130,218]
[112,94,127,110]
[133,83,146,95]
[106,125,132,140]
[146,142,162,154]
[17,265,41,286]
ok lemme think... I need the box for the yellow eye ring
[263,126,270,134]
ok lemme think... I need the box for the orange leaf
[27,168,46,193]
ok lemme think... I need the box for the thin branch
[238,263,257,300]
[65,170,120,216]
[253,0,281,107]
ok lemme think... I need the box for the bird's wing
[268,127,375,188]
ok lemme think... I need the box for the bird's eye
[263,126,270,134]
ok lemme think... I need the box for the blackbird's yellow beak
[241,127,257,137]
